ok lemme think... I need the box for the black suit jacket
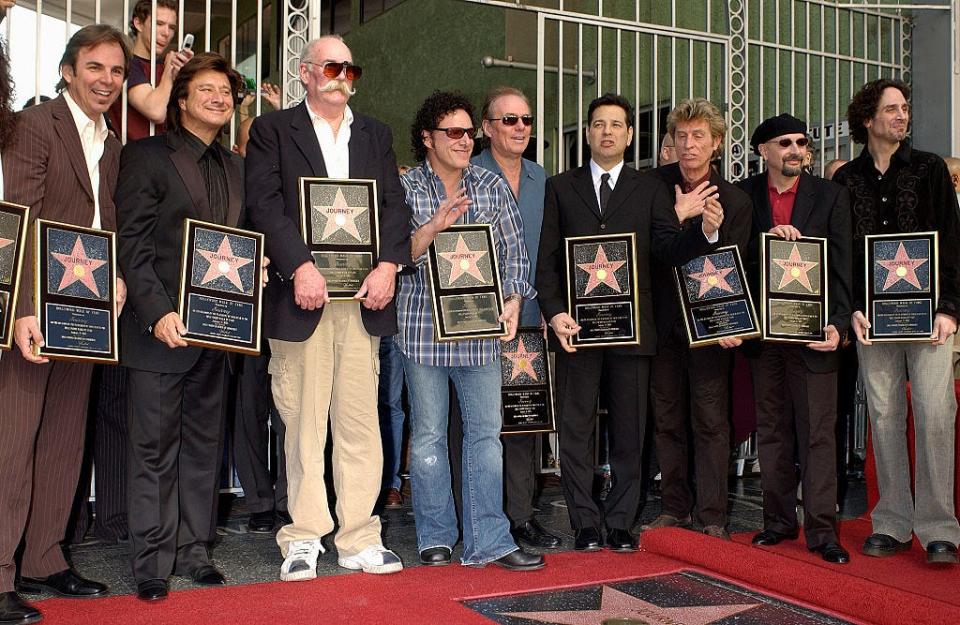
[536,164,713,356]
[737,172,853,372]
[648,163,753,344]
[116,130,245,374]
[244,103,412,341]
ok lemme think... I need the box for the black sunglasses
[487,114,534,127]
[770,137,810,148]
[432,127,475,140]
[306,60,363,81]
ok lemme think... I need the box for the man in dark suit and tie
[736,113,853,564]
[536,93,724,553]
[245,35,412,580]
[116,53,247,601]
[0,24,130,624]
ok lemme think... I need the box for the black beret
[750,113,808,155]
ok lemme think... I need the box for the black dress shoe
[926,541,959,564]
[418,546,452,566]
[574,527,602,552]
[247,510,275,534]
[491,549,545,571]
[136,579,168,602]
[19,569,107,598]
[512,520,561,550]
[0,592,41,625]
[810,541,850,564]
[861,533,912,558]
[605,528,637,552]
[751,528,799,546]
[191,565,226,586]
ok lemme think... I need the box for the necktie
[600,172,611,212]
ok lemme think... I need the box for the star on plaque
[439,234,488,284]
[499,586,759,625]
[318,188,368,242]
[503,337,541,382]
[773,243,819,291]
[879,242,928,290]
[52,237,107,297]
[577,245,626,295]
[688,256,734,298]
[198,236,254,291]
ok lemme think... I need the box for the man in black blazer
[736,113,853,564]
[245,36,412,580]
[116,53,246,600]
[536,94,723,553]
[643,99,753,540]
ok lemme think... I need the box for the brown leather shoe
[640,514,691,531]
[383,488,402,509]
[703,525,731,541]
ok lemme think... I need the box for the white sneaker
[280,538,324,582]
[338,544,403,574]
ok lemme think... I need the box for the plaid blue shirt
[397,160,535,366]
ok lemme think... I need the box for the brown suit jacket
[3,94,121,319]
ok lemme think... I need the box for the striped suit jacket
[2,94,121,319]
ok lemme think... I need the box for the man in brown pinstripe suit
[0,25,130,625]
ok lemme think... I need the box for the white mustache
[319,80,356,97]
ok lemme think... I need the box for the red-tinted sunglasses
[432,127,476,140]
[306,60,363,81]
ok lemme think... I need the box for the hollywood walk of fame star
[688,256,735,298]
[773,243,819,292]
[503,336,541,382]
[438,234,488,284]
[318,188,368,242]
[52,237,108,297]
[878,242,927,290]
[499,585,759,625]
[198,236,253,291]
[577,245,626,295]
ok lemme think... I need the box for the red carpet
[642,519,960,625]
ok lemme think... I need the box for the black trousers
[231,351,287,515]
[750,344,839,548]
[553,349,648,531]
[127,349,227,583]
[650,335,732,527]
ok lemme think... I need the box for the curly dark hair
[0,41,16,151]
[847,78,910,145]
[410,90,475,163]
[588,93,634,127]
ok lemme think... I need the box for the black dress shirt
[182,129,228,225]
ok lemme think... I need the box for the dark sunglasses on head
[307,60,363,81]
[770,137,809,148]
[488,114,534,127]
[433,127,475,140]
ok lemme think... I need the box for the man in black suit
[116,53,246,601]
[736,113,853,564]
[536,93,723,553]
[245,35,412,580]
[643,99,753,540]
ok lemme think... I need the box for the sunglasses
[432,127,475,140]
[770,137,810,148]
[487,114,534,127]
[306,60,363,81]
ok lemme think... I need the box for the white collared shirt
[306,101,353,179]
[63,90,109,229]
[589,159,624,212]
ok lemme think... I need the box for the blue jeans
[401,356,517,565]
[378,336,406,491]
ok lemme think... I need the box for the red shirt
[768,176,800,227]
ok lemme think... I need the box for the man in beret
[735,113,853,563]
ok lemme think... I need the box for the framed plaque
[761,234,828,343]
[674,245,760,347]
[34,219,118,363]
[426,223,506,342]
[865,231,938,342]
[178,219,264,355]
[0,201,29,350]
[299,177,379,299]
[500,327,555,434]
[565,233,640,348]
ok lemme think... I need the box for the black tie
[599,173,611,212]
